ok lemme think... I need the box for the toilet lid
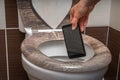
[17,0,79,32]
[31,0,72,29]
[21,32,111,73]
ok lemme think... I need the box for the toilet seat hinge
[25,28,33,37]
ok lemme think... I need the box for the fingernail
[72,27,75,30]
[72,24,75,30]
[72,24,77,30]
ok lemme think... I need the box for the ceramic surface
[39,40,95,62]
[18,0,111,74]
[31,0,72,29]
[17,0,79,31]
[21,31,111,73]
[22,54,107,80]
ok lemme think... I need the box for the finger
[78,18,82,30]
[81,13,90,31]
[71,12,81,30]
[71,18,78,30]
[70,14,73,22]
[79,17,85,32]
[83,15,89,27]
[70,9,74,22]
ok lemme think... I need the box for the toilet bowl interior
[39,40,95,62]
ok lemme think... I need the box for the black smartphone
[62,24,86,59]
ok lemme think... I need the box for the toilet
[17,0,112,80]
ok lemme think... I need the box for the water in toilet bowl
[39,40,94,62]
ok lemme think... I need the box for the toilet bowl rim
[21,33,112,73]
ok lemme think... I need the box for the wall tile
[105,27,120,80]
[118,53,120,80]
[0,30,7,80]
[5,0,18,28]
[0,0,6,28]
[7,29,28,80]
[86,27,108,45]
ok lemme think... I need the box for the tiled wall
[0,0,6,28]
[0,0,7,80]
[0,0,120,80]
[118,54,120,80]
[105,27,120,80]
[0,30,7,80]
[85,27,120,80]
[0,0,28,80]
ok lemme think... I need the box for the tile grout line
[0,28,19,30]
[5,28,9,80]
[106,26,110,46]
[4,0,9,79]
[6,28,19,30]
[116,52,120,80]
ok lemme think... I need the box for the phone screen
[62,24,86,58]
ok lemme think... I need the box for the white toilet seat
[21,32,111,73]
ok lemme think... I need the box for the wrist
[78,0,91,7]
[79,0,100,7]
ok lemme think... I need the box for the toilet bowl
[17,0,112,80]
[21,31,111,80]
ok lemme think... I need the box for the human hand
[70,0,94,32]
